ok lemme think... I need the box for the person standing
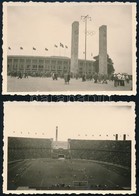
[114,74,118,87]
[94,72,98,83]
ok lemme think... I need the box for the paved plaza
[7,76,132,92]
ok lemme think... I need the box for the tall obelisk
[56,126,58,142]
[99,25,107,75]
[71,21,79,77]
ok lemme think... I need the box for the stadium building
[8,136,131,190]
[7,55,96,78]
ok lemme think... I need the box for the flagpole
[8,47,12,56]
[53,47,55,56]
[59,47,61,56]
[81,15,92,76]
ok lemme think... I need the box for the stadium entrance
[58,154,65,160]
[51,140,70,159]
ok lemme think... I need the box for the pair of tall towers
[70,21,107,76]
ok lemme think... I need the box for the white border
[2,2,137,95]
[3,101,136,194]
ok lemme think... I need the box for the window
[32,59,37,64]
[8,59,12,63]
[19,64,24,69]
[58,65,62,70]
[45,65,47,69]
[39,65,43,69]
[45,60,50,64]
[58,61,62,65]
[52,65,55,70]
[63,61,68,65]
[27,65,31,69]
[32,65,37,69]
[51,60,56,65]
[26,59,31,63]
[14,59,18,63]
[20,59,24,63]
[39,59,44,64]
[13,64,17,69]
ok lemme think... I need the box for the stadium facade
[7,55,95,78]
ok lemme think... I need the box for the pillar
[99,25,107,75]
[71,21,79,77]
[115,134,118,141]
[56,126,58,142]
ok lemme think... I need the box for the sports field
[8,158,131,190]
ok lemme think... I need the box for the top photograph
[2,2,136,95]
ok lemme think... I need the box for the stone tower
[99,25,107,75]
[71,21,79,77]
[56,126,58,142]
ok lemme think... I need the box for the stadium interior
[8,136,131,190]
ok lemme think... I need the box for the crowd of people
[8,71,131,87]
[113,73,130,87]
[81,72,131,87]
[42,183,121,190]
[81,73,108,84]
[70,140,131,167]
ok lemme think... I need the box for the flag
[20,47,23,50]
[45,48,48,51]
[33,47,36,50]
[54,44,58,48]
[65,45,68,49]
[8,47,11,50]
[60,43,64,48]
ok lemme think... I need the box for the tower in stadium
[71,21,79,77]
[56,126,58,142]
[99,25,107,75]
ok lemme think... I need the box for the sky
[4,102,135,141]
[5,2,136,74]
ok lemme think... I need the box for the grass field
[8,158,131,190]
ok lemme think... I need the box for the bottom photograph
[3,102,135,194]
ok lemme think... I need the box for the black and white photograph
[2,2,136,95]
[3,102,135,194]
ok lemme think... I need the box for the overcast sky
[5,2,136,74]
[4,102,134,141]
